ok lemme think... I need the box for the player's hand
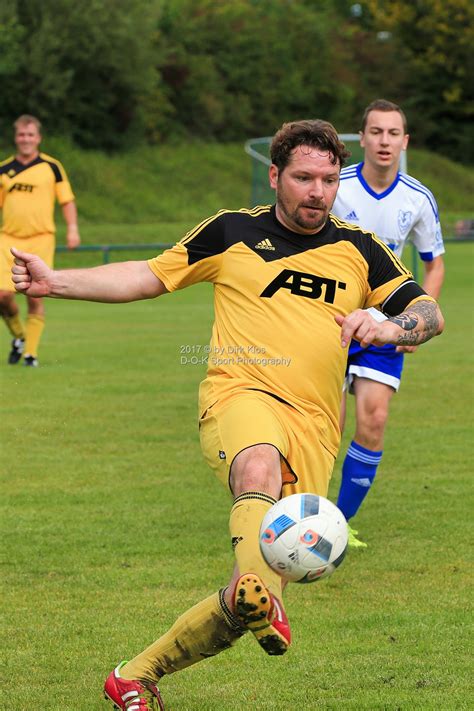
[396,345,419,354]
[334,310,394,348]
[10,247,53,297]
[66,225,81,250]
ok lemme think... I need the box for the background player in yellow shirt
[0,114,80,366]
[11,120,443,710]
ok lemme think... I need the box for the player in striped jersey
[332,100,445,548]
[11,119,444,709]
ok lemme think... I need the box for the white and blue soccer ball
[259,493,348,583]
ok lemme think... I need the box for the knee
[357,406,389,449]
[238,459,273,492]
[369,406,389,435]
[230,446,282,498]
[0,292,15,314]
[231,458,274,495]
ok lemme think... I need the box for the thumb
[334,313,344,326]
[11,246,32,262]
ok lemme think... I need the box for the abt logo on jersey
[8,183,35,193]
[260,269,346,304]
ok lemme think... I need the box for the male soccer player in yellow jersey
[11,120,444,710]
[0,114,80,367]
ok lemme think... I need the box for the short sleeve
[51,160,75,204]
[148,212,227,291]
[410,191,445,261]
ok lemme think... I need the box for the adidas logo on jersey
[255,238,275,251]
[345,210,359,222]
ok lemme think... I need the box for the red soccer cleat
[233,573,291,655]
[104,662,165,710]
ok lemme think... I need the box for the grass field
[1,242,473,710]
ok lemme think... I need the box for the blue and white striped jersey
[332,162,444,262]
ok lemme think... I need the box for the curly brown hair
[270,119,350,172]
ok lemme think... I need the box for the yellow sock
[24,314,45,358]
[121,590,245,683]
[4,312,25,339]
[230,491,283,599]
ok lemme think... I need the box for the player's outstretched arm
[11,247,167,303]
[335,299,444,349]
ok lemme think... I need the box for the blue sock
[336,441,382,521]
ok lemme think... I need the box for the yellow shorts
[0,232,55,291]
[199,389,336,497]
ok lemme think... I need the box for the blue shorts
[346,340,404,393]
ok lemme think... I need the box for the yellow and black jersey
[148,205,430,455]
[0,152,75,238]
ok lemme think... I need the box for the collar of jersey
[356,162,400,200]
[10,154,44,176]
[270,204,333,243]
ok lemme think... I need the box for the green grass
[42,137,252,225]
[1,244,473,710]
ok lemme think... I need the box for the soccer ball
[259,493,348,583]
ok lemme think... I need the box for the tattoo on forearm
[388,300,440,346]
[389,313,419,330]
[395,330,419,346]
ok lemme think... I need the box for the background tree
[361,0,474,163]
[0,0,158,149]
[148,0,346,141]
[0,0,471,163]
